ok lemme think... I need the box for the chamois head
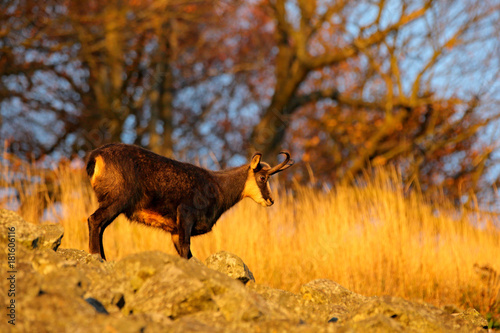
[242,151,294,207]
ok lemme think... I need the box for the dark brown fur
[86,143,293,260]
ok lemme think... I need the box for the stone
[300,279,369,311]
[205,251,255,284]
[122,251,287,322]
[0,208,490,332]
[455,308,488,328]
[249,281,349,324]
[0,209,64,250]
[55,248,106,265]
[37,223,64,250]
[346,296,484,332]
[340,313,411,332]
[85,298,109,314]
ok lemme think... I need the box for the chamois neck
[212,165,249,211]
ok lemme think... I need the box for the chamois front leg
[171,205,194,259]
[171,234,193,259]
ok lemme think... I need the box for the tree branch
[295,3,430,69]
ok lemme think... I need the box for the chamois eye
[260,176,266,182]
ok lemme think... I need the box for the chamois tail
[86,153,97,178]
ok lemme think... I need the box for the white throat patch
[241,168,273,207]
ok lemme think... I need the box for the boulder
[340,313,411,332]
[56,248,105,265]
[249,279,369,325]
[0,209,63,250]
[455,308,488,329]
[300,279,369,310]
[121,251,288,322]
[345,296,484,332]
[297,279,369,323]
[0,209,490,332]
[204,251,255,284]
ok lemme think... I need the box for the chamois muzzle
[268,151,294,175]
[262,197,274,207]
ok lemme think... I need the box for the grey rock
[161,316,225,333]
[125,258,219,318]
[55,248,106,265]
[205,251,255,284]
[18,292,102,333]
[249,281,350,324]
[122,251,287,322]
[297,279,368,323]
[455,308,488,328]
[188,256,205,266]
[339,313,411,332]
[226,319,338,333]
[0,209,64,250]
[85,298,109,314]
[0,208,490,332]
[300,279,369,311]
[37,223,64,250]
[346,296,483,332]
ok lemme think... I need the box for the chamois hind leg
[88,203,122,260]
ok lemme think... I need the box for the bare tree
[1,0,499,203]
[0,0,215,157]
[244,0,499,200]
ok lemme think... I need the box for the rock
[341,313,411,332]
[455,308,488,328]
[125,257,219,318]
[295,279,368,323]
[0,208,490,332]
[247,283,300,310]
[122,251,287,322]
[300,279,369,310]
[226,319,334,333]
[189,256,205,266]
[0,249,43,303]
[248,281,350,324]
[37,223,64,250]
[346,296,484,332]
[0,209,64,250]
[19,292,102,333]
[85,298,109,314]
[168,320,225,333]
[205,251,255,284]
[55,248,105,265]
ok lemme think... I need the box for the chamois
[86,143,293,260]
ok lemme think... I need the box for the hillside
[0,209,492,332]
[1,162,499,324]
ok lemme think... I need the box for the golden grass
[1,155,499,317]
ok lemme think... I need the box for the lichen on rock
[0,209,490,332]
[204,251,255,284]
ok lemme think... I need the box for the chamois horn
[268,151,294,175]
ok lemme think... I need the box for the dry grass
[1,154,499,318]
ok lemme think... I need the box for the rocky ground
[0,209,490,332]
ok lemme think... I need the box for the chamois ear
[250,152,262,170]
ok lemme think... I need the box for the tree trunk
[249,29,308,159]
[149,19,175,157]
